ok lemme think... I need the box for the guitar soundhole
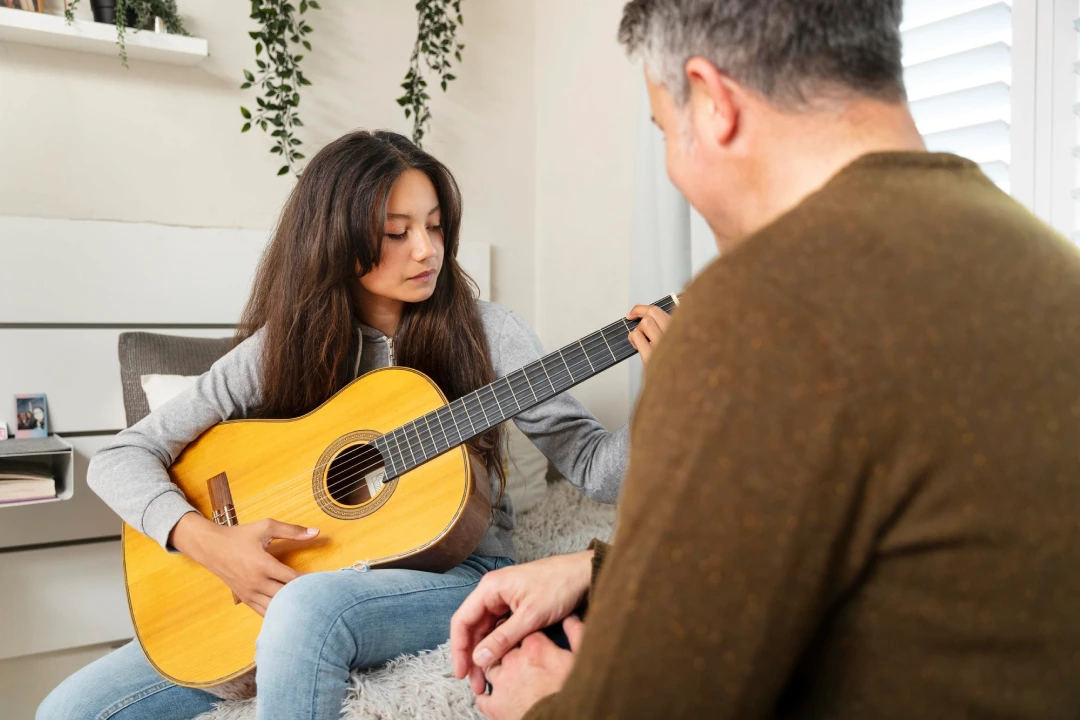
[326,443,387,507]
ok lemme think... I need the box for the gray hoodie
[87,301,628,560]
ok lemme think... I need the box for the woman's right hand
[169,513,319,616]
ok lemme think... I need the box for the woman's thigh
[36,640,218,720]
[257,554,515,670]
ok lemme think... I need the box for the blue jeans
[37,555,512,720]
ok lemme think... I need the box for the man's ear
[685,57,739,148]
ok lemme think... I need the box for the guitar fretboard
[372,295,678,479]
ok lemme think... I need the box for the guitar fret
[448,401,470,443]
[486,385,505,421]
[472,390,491,427]
[537,358,556,396]
[397,428,417,470]
[423,415,438,452]
[519,368,539,403]
[408,423,427,464]
[578,339,596,373]
[599,329,618,362]
[433,408,450,452]
[503,376,522,412]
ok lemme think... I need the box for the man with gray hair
[451,1,1080,718]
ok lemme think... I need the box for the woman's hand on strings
[170,513,319,616]
[626,304,672,366]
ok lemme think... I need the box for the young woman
[38,130,670,720]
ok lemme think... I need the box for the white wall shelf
[0,7,207,66]
[0,434,74,510]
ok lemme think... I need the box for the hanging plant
[240,0,319,177]
[64,0,189,67]
[397,0,464,147]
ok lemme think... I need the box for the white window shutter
[902,0,1015,194]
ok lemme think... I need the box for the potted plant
[66,0,188,65]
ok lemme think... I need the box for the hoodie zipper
[387,336,396,367]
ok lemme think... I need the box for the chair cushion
[118,332,234,427]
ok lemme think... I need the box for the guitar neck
[374,294,679,479]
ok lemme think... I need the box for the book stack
[0,460,56,505]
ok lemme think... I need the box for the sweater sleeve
[492,310,629,504]
[524,268,874,719]
[87,330,266,550]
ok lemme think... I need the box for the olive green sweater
[527,153,1080,719]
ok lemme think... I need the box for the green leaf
[240,106,252,119]
[271,145,283,154]
[309,0,320,8]
[303,40,311,50]
[293,117,304,127]
[405,108,411,118]
[300,0,307,12]
[278,166,290,175]
[240,82,252,90]
[241,122,252,133]
[255,42,263,56]
[249,31,260,39]
[293,152,305,160]
[244,69,255,82]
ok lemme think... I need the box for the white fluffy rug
[196,481,617,720]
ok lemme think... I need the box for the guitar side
[122,367,491,688]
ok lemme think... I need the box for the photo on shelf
[1,0,44,11]
[15,393,49,439]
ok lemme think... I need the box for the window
[901,0,1026,196]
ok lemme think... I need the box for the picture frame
[0,422,8,440]
[15,393,49,439]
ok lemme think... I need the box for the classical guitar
[123,295,679,687]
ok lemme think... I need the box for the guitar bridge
[207,473,238,527]
[206,472,242,605]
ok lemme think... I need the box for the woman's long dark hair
[237,130,504,493]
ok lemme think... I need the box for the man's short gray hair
[619,0,906,107]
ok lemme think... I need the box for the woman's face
[356,169,444,305]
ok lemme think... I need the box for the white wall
[1,0,644,428]
[0,0,537,323]
[534,0,640,429]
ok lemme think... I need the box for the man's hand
[169,513,319,616]
[476,616,585,720]
[451,551,593,694]
[626,304,672,366]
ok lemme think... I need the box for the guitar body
[122,367,491,688]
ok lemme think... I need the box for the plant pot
[88,0,139,27]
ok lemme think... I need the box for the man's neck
[721,100,926,251]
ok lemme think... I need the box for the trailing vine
[241,0,319,177]
[64,0,188,67]
[396,0,465,146]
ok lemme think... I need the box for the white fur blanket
[196,481,617,720]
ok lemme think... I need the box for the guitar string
[233,300,675,519]
[227,299,676,519]
[234,301,674,519]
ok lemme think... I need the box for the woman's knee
[257,572,356,660]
